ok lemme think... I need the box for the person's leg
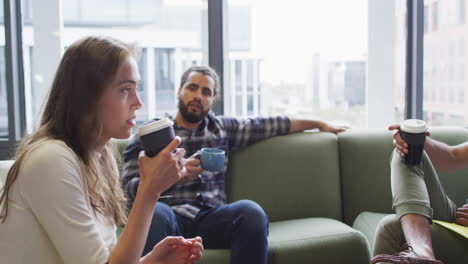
[193,200,269,264]
[391,150,457,259]
[372,150,458,263]
[392,151,457,222]
[142,202,183,256]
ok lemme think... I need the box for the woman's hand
[140,236,204,264]
[138,137,187,199]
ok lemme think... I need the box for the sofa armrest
[0,160,14,188]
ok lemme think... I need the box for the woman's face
[96,56,142,146]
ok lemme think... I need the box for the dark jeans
[143,200,269,264]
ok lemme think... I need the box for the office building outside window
[22,0,208,130]
[422,0,468,125]
[225,0,403,128]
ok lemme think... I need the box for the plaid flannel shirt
[122,112,290,219]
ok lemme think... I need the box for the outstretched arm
[389,124,468,172]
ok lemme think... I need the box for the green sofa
[1,127,467,263]
[110,126,468,264]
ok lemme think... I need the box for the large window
[423,0,468,126]
[225,0,403,128]
[2,0,465,159]
[23,0,208,130]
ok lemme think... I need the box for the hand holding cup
[388,119,428,165]
[138,136,186,199]
[138,118,175,158]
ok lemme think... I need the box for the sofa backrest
[338,129,394,225]
[111,126,468,225]
[339,127,468,225]
[0,160,15,190]
[227,132,342,222]
[427,127,468,207]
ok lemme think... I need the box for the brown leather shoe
[371,244,444,264]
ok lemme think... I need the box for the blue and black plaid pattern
[122,112,290,219]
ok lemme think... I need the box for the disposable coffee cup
[400,119,428,166]
[137,118,175,158]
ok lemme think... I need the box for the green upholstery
[106,127,468,264]
[428,127,468,206]
[199,218,370,264]
[267,218,369,263]
[339,129,395,225]
[228,132,342,222]
[352,212,388,251]
[198,249,230,263]
[352,212,468,263]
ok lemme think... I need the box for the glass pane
[247,94,253,115]
[25,0,208,129]
[236,95,243,116]
[226,0,369,127]
[226,1,407,127]
[423,0,468,126]
[155,48,175,117]
[0,2,7,137]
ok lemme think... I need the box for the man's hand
[455,205,468,226]
[319,122,348,133]
[388,124,430,158]
[141,236,203,264]
[178,156,204,183]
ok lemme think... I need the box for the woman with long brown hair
[0,36,203,264]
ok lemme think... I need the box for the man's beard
[178,99,210,124]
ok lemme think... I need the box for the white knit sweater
[0,140,116,264]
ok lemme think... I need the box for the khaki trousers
[372,150,458,256]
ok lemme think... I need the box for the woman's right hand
[140,236,203,264]
[138,136,187,199]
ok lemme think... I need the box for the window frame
[0,0,26,159]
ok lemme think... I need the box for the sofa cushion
[228,132,342,222]
[352,211,388,252]
[268,218,370,263]
[200,218,370,264]
[353,211,468,263]
[338,129,395,226]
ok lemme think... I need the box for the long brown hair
[0,36,135,225]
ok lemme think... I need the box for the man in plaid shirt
[122,66,347,263]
